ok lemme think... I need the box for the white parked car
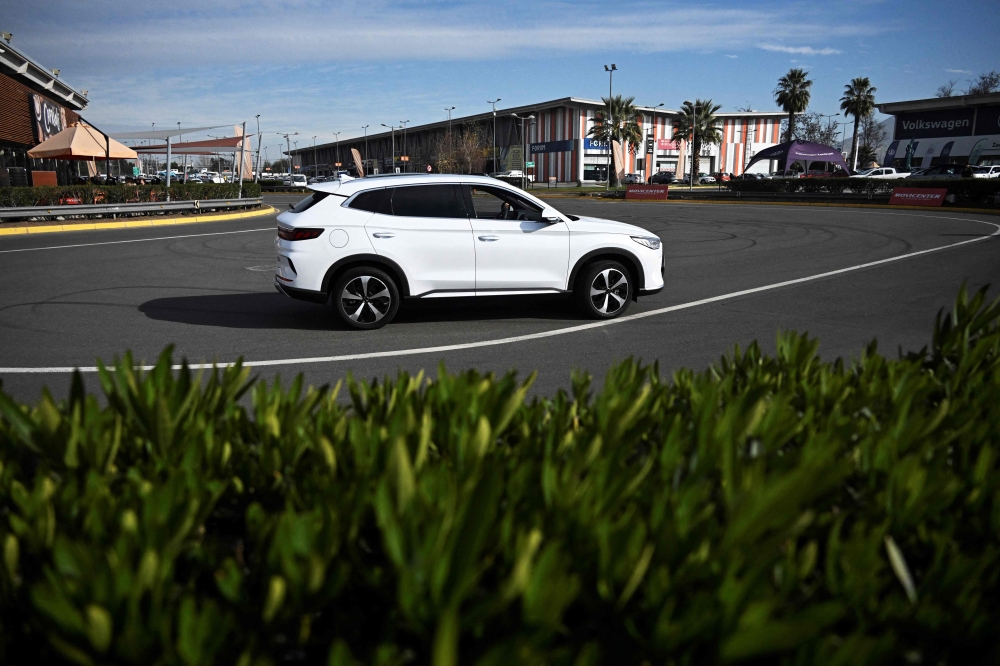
[283,174,308,187]
[273,174,664,329]
[849,167,908,179]
[972,165,1000,179]
[622,173,643,184]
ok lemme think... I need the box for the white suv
[274,174,664,329]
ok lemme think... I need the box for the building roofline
[876,92,1000,114]
[0,39,89,110]
[290,98,787,154]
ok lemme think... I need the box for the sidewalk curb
[0,205,276,236]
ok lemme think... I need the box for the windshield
[854,168,876,176]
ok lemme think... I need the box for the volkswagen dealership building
[876,92,1000,169]
[290,98,785,183]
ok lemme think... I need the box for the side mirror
[541,207,563,224]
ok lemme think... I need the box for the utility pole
[603,64,616,190]
[399,120,409,172]
[381,124,397,172]
[488,98,501,174]
[361,126,369,173]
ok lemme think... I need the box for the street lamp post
[488,98,501,174]
[361,126,369,174]
[603,64,616,190]
[254,115,262,182]
[312,136,317,178]
[332,132,341,174]
[279,132,299,179]
[381,123,397,172]
[445,105,455,143]
[399,120,409,171]
[646,102,664,181]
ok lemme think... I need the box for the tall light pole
[381,123,397,172]
[511,112,535,190]
[603,64,616,190]
[278,132,298,177]
[311,136,317,178]
[445,105,455,151]
[254,115,262,182]
[683,100,701,190]
[488,98,501,174]
[361,126,369,173]
[332,131,341,173]
[399,120,409,171]
[646,102,664,180]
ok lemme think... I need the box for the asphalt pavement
[1,194,998,402]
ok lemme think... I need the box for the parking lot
[1,195,998,401]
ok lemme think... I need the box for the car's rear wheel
[332,266,400,330]
[575,260,632,319]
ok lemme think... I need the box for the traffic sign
[525,161,535,167]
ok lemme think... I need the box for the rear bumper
[274,277,327,304]
[639,285,664,296]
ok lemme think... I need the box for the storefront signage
[32,94,67,143]
[583,138,609,152]
[625,184,668,200]
[889,187,947,207]
[530,139,575,154]
[657,138,680,151]
[973,106,1000,136]
[895,109,974,139]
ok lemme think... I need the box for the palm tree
[588,95,642,187]
[774,68,813,142]
[671,99,723,182]
[840,77,877,171]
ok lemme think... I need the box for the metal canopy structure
[131,136,251,154]
[112,126,229,141]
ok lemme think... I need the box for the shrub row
[0,183,262,208]
[2,287,1000,665]
[726,176,1000,202]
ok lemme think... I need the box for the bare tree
[781,112,841,145]
[456,122,488,174]
[431,131,459,174]
[858,113,888,167]
[935,80,957,97]
[965,70,1000,95]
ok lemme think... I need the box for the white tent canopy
[113,125,230,140]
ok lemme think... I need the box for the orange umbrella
[27,122,138,161]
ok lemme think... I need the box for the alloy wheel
[341,275,391,324]
[589,268,629,315]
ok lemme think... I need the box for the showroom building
[0,38,89,186]
[290,98,785,183]
[876,92,1000,169]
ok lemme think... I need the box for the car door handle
[478,235,500,242]
[372,232,395,239]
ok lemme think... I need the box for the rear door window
[289,191,329,213]
[387,185,467,218]
[347,188,384,212]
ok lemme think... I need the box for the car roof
[309,173,505,197]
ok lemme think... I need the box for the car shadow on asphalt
[138,292,582,330]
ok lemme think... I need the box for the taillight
[277,226,323,241]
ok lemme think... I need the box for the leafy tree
[774,68,812,142]
[840,77,877,171]
[671,99,723,181]
[588,95,643,187]
[965,70,1000,95]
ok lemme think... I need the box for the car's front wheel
[332,266,400,330]
[575,260,632,319]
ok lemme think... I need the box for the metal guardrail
[0,198,263,220]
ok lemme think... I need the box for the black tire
[331,266,400,330]
[575,260,633,319]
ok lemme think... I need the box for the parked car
[647,171,675,185]
[698,174,716,185]
[849,167,908,179]
[622,173,644,184]
[283,174,309,187]
[273,174,664,329]
[732,172,764,181]
[972,165,1000,179]
[710,172,731,182]
[907,163,977,179]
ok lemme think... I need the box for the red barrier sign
[626,184,669,200]
[889,187,947,207]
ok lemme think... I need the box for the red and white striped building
[293,97,786,183]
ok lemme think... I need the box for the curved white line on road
[2,215,996,374]
[0,227,275,254]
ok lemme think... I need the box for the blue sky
[4,0,999,160]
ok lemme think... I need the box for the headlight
[631,235,661,250]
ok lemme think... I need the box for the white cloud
[725,54,738,59]
[945,68,972,74]
[758,44,842,56]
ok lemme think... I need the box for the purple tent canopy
[745,140,850,174]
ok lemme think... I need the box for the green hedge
[2,287,1000,665]
[0,183,262,208]
[727,177,1000,202]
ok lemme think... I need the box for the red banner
[889,187,947,207]
[626,184,669,200]
[657,138,680,151]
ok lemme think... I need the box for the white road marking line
[0,227,275,254]
[3,217,996,375]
